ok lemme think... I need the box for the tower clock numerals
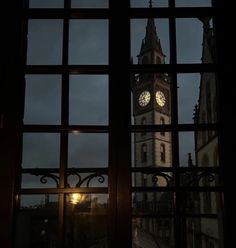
[138,90,151,107]
[156,90,166,107]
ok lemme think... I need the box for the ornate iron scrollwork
[185,171,217,186]
[67,168,106,188]
[151,171,173,186]
[29,169,59,188]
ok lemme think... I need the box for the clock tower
[132,17,172,178]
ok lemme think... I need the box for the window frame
[0,1,235,248]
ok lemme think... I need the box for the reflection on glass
[69,75,108,125]
[27,20,63,65]
[186,218,224,248]
[176,0,212,7]
[131,19,170,64]
[71,0,108,8]
[131,0,168,8]
[132,218,174,248]
[65,194,108,248]
[68,133,108,168]
[132,132,172,168]
[22,133,60,168]
[69,20,108,64]
[24,75,61,124]
[176,18,215,64]
[29,0,64,8]
[15,195,58,248]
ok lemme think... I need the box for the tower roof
[138,17,164,57]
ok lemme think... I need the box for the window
[160,117,165,136]
[160,143,166,162]
[141,143,147,163]
[1,1,233,248]
[141,117,147,136]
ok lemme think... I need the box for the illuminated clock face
[156,90,166,107]
[138,91,151,107]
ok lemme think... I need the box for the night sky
[22,0,213,190]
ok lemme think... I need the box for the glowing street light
[70,193,84,205]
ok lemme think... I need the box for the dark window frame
[0,1,235,248]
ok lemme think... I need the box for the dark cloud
[69,20,108,65]
[24,75,61,124]
[69,75,108,125]
[27,20,63,65]
[22,133,60,168]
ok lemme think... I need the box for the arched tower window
[141,117,147,136]
[160,117,165,136]
[160,144,166,162]
[141,143,147,163]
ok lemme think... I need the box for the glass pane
[179,132,195,167]
[71,0,108,8]
[177,192,224,214]
[131,73,172,125]
[65,194,108,248]
[132,132,172,168]
[27,20,63,65]
[22,133,60,168]
[24,75,61,125]
[131,19,170,64]
[131,0,168,8]
[68,133,108,168]
[176,18,215,64]
[178,73,200,124]
[179,131,219,167]
[15,195,58,248]
[69,75,108,125]
[133,192,174,213]
[195,131,219,167]
[176,0,212,7]
[185,218,224,248]
[29,0,64,8]
[69,20,108,65]
[196,73,217,124]
[133,217,175,248]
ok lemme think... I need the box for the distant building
[193,17,224,248]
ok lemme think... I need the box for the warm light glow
[70,193,84,205]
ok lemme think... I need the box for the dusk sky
[22,0,213,189]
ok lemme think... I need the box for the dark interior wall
[0,1,25,247]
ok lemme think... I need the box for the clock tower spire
[132,10,171,172]
[132,0,172,240]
